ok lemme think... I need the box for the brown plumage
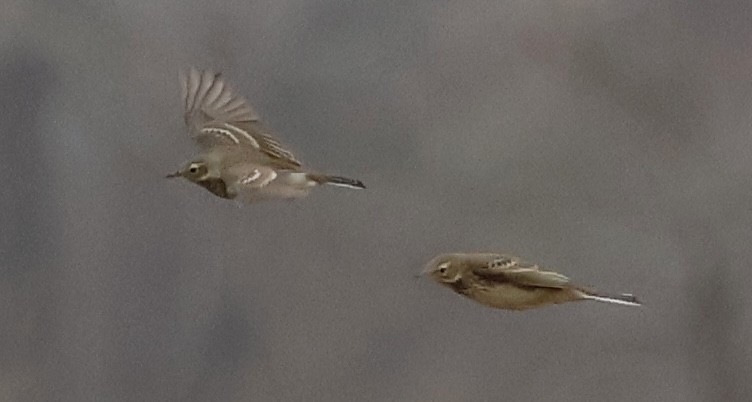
[421,253,640,311]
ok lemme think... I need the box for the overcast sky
[2,1,752,401]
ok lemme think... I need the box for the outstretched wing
[472,254,571,289]
[180,67,301,167]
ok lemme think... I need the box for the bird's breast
[464,284,578,311]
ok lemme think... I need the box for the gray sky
[2,1,752,401]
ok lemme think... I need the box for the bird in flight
[421,252,640,310]
[167,67,365,203]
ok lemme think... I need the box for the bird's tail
[308,174,366,189]
[579,290,641,307]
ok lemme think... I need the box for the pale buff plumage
[421,253,640,311]
[167,67,364,203]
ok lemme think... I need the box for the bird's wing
[472,255,571,289]
[223,163,279,190]
[180,67,302,167]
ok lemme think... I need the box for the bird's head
[166,160,210,183]
[420,254,463,284]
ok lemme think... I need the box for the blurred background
[2,1,751,401]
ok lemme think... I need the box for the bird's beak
[165,171,181,179]
[414,264,433,279]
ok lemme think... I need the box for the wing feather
[179,67,302,167]
[472,255,571,289]
[224,163,278,191]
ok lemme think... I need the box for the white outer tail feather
[307,174,366,189]
[582,293,641,307]
[325,181,365,189]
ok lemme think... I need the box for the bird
[420,252,640,311]
[166,67,365,203]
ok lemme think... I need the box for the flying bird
[421,252,640,310]
[167,67,365,203]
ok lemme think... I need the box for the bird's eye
[189,166,199,173]
[437,262,450,274]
